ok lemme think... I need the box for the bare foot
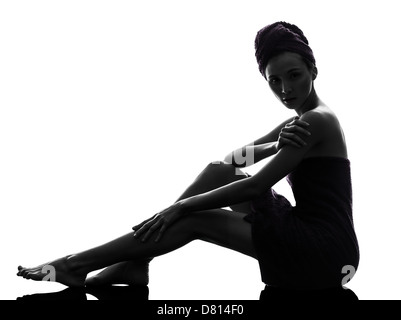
[85,259,151,287]
[17,255,86,287]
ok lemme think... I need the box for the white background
[1,0,400,300]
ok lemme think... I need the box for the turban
[255,22,315,79]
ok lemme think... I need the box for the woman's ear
[312,66,318,80]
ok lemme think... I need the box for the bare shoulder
[300,105,342,135]
[300,105,348,158]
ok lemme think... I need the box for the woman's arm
[182,112,323,212]
[224,116,311,167]
[223,142,278,167]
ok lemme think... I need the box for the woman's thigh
[187,208,257,259]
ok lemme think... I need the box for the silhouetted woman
[17,22,359,292]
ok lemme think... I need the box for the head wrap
[255,21,315,79]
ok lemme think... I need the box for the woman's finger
[132,217,153,231]
[133,223,149,238]
[141,219,164,242]
[292,125,311,136]
[280,132,307,146]
[132,214,157,231]
[293,119,310,128]
[289,116,309,126]
[285,120,310,130]
[155,225,167,243]
[282,124,311,136]
[134,215,159,238]
[280,137,303,148]
[132,221,148,233]
[277,138,298,150]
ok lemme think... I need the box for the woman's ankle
[65,254,90,275]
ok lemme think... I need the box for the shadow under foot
[17,285,149,301]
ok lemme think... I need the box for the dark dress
[244,157,359,289]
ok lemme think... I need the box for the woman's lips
[282,97,296,104]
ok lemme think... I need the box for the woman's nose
[281,82,292,94]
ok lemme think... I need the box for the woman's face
[266,52,317,114]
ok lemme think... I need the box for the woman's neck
[296,88,322,116]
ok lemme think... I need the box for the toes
[17,266,34,278]
[19,268,34,278]
[23,269,32,277]
[17,266,25,276]
[25,270,41,280]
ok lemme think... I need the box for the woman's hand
[132,201,185,243]
[276,116,311,151]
